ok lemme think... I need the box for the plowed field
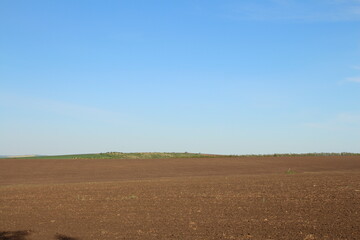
[1,156,360,240]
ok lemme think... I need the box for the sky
[1,0,360,155]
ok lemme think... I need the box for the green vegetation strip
[5,152,224,159]
[2,152,360,160]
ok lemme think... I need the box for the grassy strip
[2,152,360,160]
[5,152,223,159]
[231,152,360,157]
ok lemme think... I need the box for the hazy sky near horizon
[1,0,360,155]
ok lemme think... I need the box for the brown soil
[1,156,360,240]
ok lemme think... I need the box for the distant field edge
[1,152,360,159]
[1,152,226,159]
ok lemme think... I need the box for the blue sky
[1,0,360,155]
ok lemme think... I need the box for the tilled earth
[0,156,360,240]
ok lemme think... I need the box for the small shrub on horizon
[285,168,296,175]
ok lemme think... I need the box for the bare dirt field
[1,156,360,240]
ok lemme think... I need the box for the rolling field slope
[1,155,360,240]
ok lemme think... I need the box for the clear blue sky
[1,0,360,155]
